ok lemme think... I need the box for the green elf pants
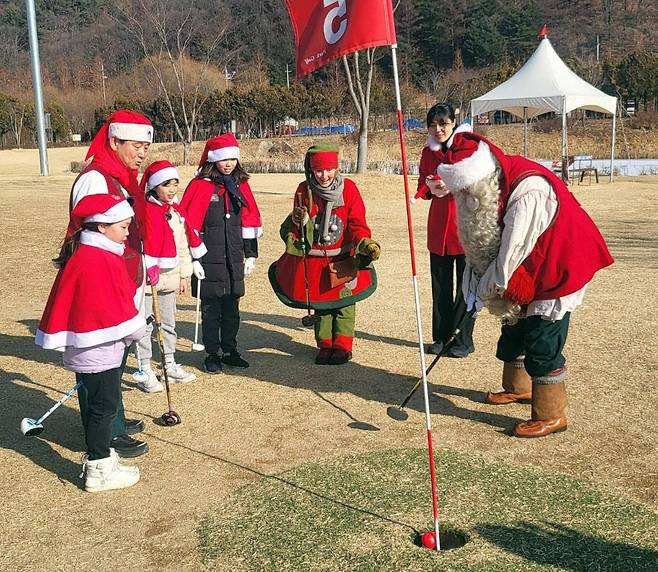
[314,304,355,351]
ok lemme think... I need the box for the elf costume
[436,131,613,437]
[269,144,380,365]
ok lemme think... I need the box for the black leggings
[79,368,121,460]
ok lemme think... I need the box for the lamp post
[25,0,49,176]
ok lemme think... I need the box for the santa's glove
[244,257,256,277]
[427,174,450,198]
[146,265,160,286]
[192,260,205,280]
[503,265,535,305]
[292,206,308,226]
[358,238,381,262]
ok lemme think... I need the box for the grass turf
[198,448,658,571]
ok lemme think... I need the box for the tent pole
[561,103,568,182]
[610,107,616,183]
[523,107,528,157]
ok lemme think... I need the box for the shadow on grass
[148,432,418,534]
[476,521,658,571]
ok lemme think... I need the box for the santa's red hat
[142,160,180,192]
[436,135,498,192]
[71,193,134,230]
[85,109,153,161]
[198,133,240,167]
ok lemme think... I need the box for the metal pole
[610,106,616,183]
[561,99,568,182]
[25,0,49,176]
[523,107,528,157]
[391,43,441,553]
[101,62,107,106]
[286,63,290,89]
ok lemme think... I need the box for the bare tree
[114,0,231,164]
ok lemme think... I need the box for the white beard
[453,169,521,324]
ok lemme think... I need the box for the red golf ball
[421,531,437,549]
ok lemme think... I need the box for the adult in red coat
[269,144,380,365]
[415,103,476,357]
[436,131,614,438]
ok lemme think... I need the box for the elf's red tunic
[269,178,377,310]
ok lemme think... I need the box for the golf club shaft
[297,193,314,320]
[395,306,477,410]
[194,276,202,346]
[36,381,83,424]
[151,286,174,411]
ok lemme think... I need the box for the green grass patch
[197,448,658,571]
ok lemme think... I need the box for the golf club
[192,276,205,351]
[297,193,315,328]
[20,381,83,436]
[151,286,181,426]
[387,307,477,421]
[132,343,149,383]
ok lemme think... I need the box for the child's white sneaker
[137,368,163,393]
[164,362,196,384]
[83,455,140,492]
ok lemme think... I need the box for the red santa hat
[198,133,240,167]
[142,160,180,192]
[70,193,134,230]
[436,135,498,192]
[85,109,153,161]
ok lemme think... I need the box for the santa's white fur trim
[189,243,208,259]
[437,141,496,192]
[84,200,134,224]
[242,226,263,239]
[208,147,240,162]
[108,122,154,143]
[148,166,179,190]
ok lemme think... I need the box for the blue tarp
[393,117,424,130]
[295,124,355,136]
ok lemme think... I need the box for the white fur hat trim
[437,140,497,192]
[208,146,240,162]
[148,166,179,190]
[84,200,134,224]
[108,122,154,143]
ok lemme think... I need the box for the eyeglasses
[431,121,453,128]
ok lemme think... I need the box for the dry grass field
[0,144,656,570]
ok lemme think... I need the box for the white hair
[452,166,521,324]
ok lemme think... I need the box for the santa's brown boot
[513,376,568,438]
[485,357,532,405]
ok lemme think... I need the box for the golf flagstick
[296,192,315,328]
[390,44,441,551]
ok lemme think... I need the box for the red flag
[538,24,548,38]
[285,0,397,79]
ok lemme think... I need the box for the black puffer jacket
[197,184,258,299]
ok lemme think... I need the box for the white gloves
[426,176,450,198]
[244,257,256,277]
[192,260,205,280]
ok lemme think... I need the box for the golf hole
[414,527,469,551]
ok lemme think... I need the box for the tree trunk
[356,115,368,173]
[183,140,191,166]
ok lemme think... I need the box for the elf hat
[436,135,498,192]
[142,160,180,192]
[199,133,240,167]
[71,193,134,230]
[306,143,339,171]
[85,109,153,161]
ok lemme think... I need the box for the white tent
[470,36,617,181]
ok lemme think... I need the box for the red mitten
[146,265,160,286]
[504,265,535,305]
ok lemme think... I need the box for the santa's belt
[308,247,344,257]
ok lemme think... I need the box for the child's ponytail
[53,223,99,267]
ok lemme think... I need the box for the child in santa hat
[136,160,208,391]
[36,194,147,492]
[269,143,380,365]
[180,133,262,373]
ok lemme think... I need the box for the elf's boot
[513,375,568,438]
[83,454,140,492]
[485,357,532,405]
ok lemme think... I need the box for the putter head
[132,369,149,383]
[161,411,181,426]
[21,417,45,436]
[192,343,205,352]
[301,314,315,328]
[386,406,409,422]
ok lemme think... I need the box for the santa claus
[436,132,614,438]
